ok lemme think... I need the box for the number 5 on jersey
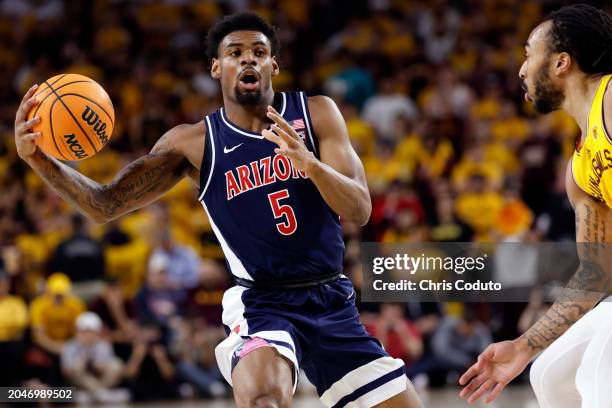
[268,189,297,235]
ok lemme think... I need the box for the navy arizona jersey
[198,91,345,282]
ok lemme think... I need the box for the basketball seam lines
[48,105,71,160]
[43,77,71,161]
[45,80,99,158]
[33,80,97,118]
[59,93,114,127]
[33,79,100,160]
[49,94,100,157]
[31,74,69,118]
[39,73,68,92]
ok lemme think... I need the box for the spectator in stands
[172,319,227,398]
[151,231,200,291]
[28,272,85,385]
[402,302,446,387]
[422,68,474,118]
[405,302,443,345]
[416,3,461,63]
[362,77,419,143]
[0,268,28,386]
[370,181,425,240]
[323,50,376,110]
[89,276,140,345]
[133,251,185,401]
[136,253,185,331]
[91,278,177,401]
[61,312,128,404]
[184,259,229,325]
[431,308,492,383]
[366,303,423,367]
[101,220,131,247]
[431,182,474,242]
[454,173,504,239]
[89,274,167,399]
[48,214,105,298]
[518,119,563,216]
[122,335,177,401]
[382,206,430,243]
[30,273,85,354]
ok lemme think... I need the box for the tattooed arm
[516,161,609,353]
[23,126,197,223]
[29,136,190,223]
[459,159,611,404]
[15,90,203,224]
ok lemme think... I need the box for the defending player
[459,5,612,407]
[14,12,422,408]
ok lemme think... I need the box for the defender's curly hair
[544,4,612,75]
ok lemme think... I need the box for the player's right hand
[458,340,531,404]
[14,84,41,160]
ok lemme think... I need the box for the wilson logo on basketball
[82,105,109,145]
[63,134,87,159]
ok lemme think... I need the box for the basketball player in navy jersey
[14,12,422,408]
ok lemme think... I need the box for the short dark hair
[206,12,279,61]
[544,4,612,75]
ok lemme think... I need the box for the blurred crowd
[0,0,600,403]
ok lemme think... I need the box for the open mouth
[239,70,260,91]
[521,83,531,102]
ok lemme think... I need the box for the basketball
[27,73,114,161]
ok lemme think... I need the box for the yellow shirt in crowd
[455,191,504,232]
[0,295,28,341]
[30,294,85,341]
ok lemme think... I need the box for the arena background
[0,0,603,406]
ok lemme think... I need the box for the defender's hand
[14,84,42,160]
[262,106,317,174]
[459,340,531,404]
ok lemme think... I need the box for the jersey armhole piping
[299,92,319,158]
[198,116,216,201]
[570,154,591,197]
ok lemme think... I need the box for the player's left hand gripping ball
[262,106,317,174]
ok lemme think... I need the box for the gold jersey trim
[571,74,612,206]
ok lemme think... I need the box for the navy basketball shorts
[215,276,407,407]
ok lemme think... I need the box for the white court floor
[124,385,538,408]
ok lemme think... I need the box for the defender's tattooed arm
[520,196,609,353]
[458,159,612,404]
